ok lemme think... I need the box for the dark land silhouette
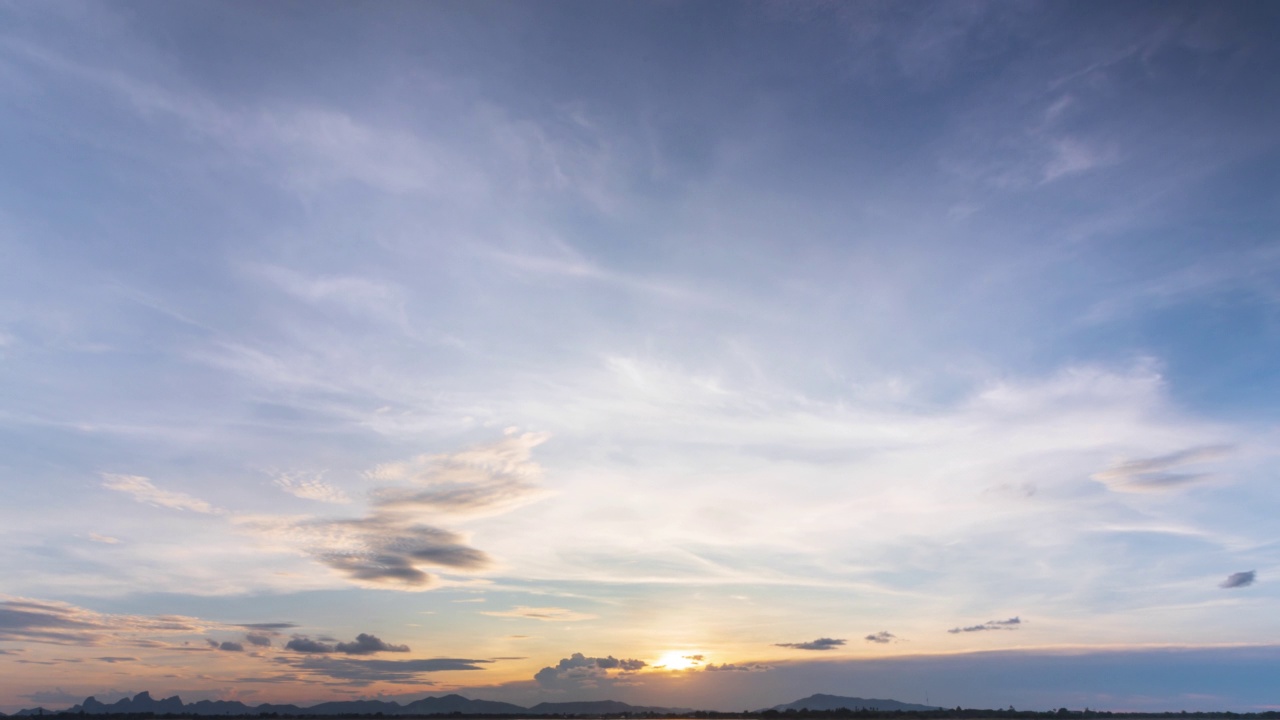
[5,692,1279,720]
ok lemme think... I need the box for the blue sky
[2,0,1279,712]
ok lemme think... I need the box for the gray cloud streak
[775,637,846,650]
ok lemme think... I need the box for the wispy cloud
[865,631,898,644]
[480,606,597,622]
[100,474,219,514]
[272,471,351,505]
[1093,445,1233,493]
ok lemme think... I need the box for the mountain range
[2,691,941,717]
[4,691,694,717]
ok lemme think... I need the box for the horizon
[2,0,1279,715]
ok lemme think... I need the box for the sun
[655,651,701,671]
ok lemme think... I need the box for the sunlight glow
[655,651,702,671]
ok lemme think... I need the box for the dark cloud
[219,641,245,652]
[705,662,773,672]
[96,656,138,663]
[775,637,846,651]
[286,637,336,653]
[535,652,647,688]
[244,634,273,647]
[1093,445,1232,493]
[281,655,490,685]
[865,631,897,644]
[286,633,412,655]
[335,633,410,655]
[949,617,1022,633]
[256,434,548,590]
[1220,571,1256,589]
[313,521,491,589]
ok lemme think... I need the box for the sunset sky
[2,0,1279,713]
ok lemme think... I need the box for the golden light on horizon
[654,651,702,671]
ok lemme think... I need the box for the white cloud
[100,474,219,514]
[273,472,351,505]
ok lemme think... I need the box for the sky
[1,0,1279,713]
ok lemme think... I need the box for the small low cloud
[1093,445,1232,493]
[865,631,897,644]
[480,606,597,622]
[219,641,244,652]
[88,534,121,544]
[101,474,219,514]
[949,617,1022,633]
[96,656,138,663]
[244,634,273,647]
[705,662,772,672]
[286,637,335,654]
[775,637,846,651]
[335,633,409,655]
[1220,571,1256,589]
[534,653,647,689]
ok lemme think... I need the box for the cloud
[286,633,410,655]
[480,606,598,622]
[368,432,552,518]
[865,631,897,644]
[534,653,647,688]
[244,634,273,647]
[277,655,490,685]
[218,641,244,652]
[236,622,297,631]
[96,656,138,663]
[334,633,410,655]
[0,597,215,646]
[101,474,219,513]
[705,662,773,672]
[238,434,549,590]
[1220,571,1256,589]
[88,533,121,544]
[273,471,351,504]
[775,637,846,651]
[949,617,1022,633]
[1093,445,1232,493]
[286,637,335,654]
[21,689,85,705]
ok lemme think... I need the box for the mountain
[528,700,688,714]
[400,694,527,715]
[70,692,186,715]
[769,694,941,712]
[43,692,678,717]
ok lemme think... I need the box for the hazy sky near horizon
[2,0,1280,713]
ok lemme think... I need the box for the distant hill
[41,691,679,716]
[769,694,941,712]
[528,700,689,715]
